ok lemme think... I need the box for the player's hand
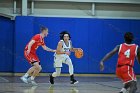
[77,48,82,51]
[26,49,30,55]
[51,50,56,52]
[75,48,82,52]
[100,61,104,71]
[65,52,71,56]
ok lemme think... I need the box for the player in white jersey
[49,31,81,84]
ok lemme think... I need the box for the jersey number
[124,49,130,58]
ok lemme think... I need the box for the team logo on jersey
[64,48,70,52]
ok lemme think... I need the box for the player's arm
[56,41,70,55]
[71,47,81,52]
[136,47,140,64]
[70,41,81,52]
[100,45,120,71]
[42,45,56,52]
[27,40,35,54]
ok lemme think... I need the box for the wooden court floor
[0,76,140,93]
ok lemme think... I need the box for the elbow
[56,51,59,54]
[56,50,61,54]
[43,48,46,51]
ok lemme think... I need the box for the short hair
[40,26,48,32]
[124,32,134,44]
[60,31,71,40]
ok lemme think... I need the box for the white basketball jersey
[54,40,71,57]
[61,40,71,52]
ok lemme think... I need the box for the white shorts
[54,55,72,68]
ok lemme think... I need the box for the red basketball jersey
[25,34,45,53]
[117,43,138,67]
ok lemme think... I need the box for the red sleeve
[32,34,40,41]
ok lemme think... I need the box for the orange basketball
[75,49,83,58]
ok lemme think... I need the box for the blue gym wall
[1,16,140,74]
[0,16,14,72]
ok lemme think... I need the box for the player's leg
[119,82,131,93]
[127,67,137,93]
[23,62,38,78]
[64,58,78,84]
[50,67,61,84]
[129,81,137,93]
[120,81,137,93]
[52,67,61,77]
[116,67,128,93]
[119,66,137,93]
[26,67,35,76]
[21,52,35,83]
[128,67,137,93]
[21,66,35,83]
[49,57,62,84]
[28,62,42,85]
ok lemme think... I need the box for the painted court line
[0,77,9,82]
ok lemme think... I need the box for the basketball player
[21,27,56,85]
[49,31,81,84]
[100,32,140,93]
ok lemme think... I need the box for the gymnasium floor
[0,76,140,93]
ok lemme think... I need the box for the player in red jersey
[20,27,56,86]
[100,32,140,93]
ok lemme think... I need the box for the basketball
[75,49,83,58]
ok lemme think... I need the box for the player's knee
[67,61,73,67]
[39,66,42,71]
[34,65,41,71]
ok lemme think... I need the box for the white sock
[31,76,35,80]
[23,73,29,78]
[120,88,126,93]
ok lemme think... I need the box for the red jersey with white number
[117,43,138,67]
[25,34,45,53]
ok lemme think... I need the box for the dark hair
[60,31,71,40]
[124,32,134,44]
[40,26,48,32]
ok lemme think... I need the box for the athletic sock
[70,74,74,81]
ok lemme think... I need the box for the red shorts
[116,65,136,84]
[24,50,40,63]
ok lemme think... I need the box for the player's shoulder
[115,45,120,50]
[122,43,137,46]
[34,34,41,38]
[32,34,41,41]
[58,40,63,44]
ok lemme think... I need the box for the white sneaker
[28,77,38,86]
[71,80,79,84]
[20,76,28,83]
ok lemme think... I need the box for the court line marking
[0,77,9,82]
[95,82,121,89]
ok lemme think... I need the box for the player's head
[60,31,71,41]
[40,26,48,37]
[124,32,134,44]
